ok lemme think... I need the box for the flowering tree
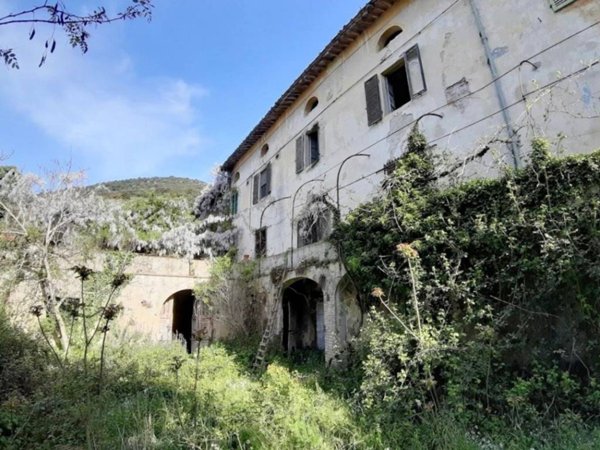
[0,167,104,349]
[94,171,236,259]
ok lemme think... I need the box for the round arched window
[305,96,319,115]
[378,26,403,50]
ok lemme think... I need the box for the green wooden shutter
[296,136,305,173]
[364,74,383,126]
[252,174,259,204]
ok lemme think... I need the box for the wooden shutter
[265,163,272,195]
[364,74,383,126]
[295,136,305,173]
[406,45,426,97]
[252,174,259,204]
[548,0,577,11]
[230,191,238,215]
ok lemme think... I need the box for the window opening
[296,125,320,173]
[384,61,411,111]
[260,144,269,157]
[305,96,319,114]
[233,171,240,182]
[252,163,271,204]
[378,25,403,50]
[307,128,319,165]
[298,214,328,247]
[365,44,426,124]
[255,227,267,257]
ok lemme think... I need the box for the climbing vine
[331,126,600,425]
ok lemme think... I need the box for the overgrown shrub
[331,129,600,427]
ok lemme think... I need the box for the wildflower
[102,303,123,322]
[170,356,185,373]
[71,265,94,280]
[396,243,418,259]
[29,304,43,317]
[111,273,130,288]
[63,297,82,318]
[371,287,385,299]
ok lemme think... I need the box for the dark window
[307,128,319,165]
[295,126,320,173]
[385,62,411,111]
[261,144,269,157]
[230,190,238,215]
[252,163,271,204]
[255,227,267,257]
[305,96,319,114]
[298,214,328,247]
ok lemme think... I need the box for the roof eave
[222,0,397,172]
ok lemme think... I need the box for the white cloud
[0,5,207,181]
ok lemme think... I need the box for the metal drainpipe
[468,0,520,168]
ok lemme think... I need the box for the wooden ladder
[253,259,288,371]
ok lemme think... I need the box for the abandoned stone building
[220,0,600,362]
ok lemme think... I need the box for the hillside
[92,176,206,201]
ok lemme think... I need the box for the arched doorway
[282,278,325,352]
[165,289,195,353]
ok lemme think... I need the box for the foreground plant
[333,128,600,425]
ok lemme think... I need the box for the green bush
[331,129,600,432]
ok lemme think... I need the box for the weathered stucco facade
[223,0,600,362]
[8,254,215,352]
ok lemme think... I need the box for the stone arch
[161,289,196,353]
[282,277,325,352]
[335,275,362,345]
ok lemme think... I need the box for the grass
[1,320,600,449]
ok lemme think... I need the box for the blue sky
[0,0,366,184]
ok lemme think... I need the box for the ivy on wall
[331,127,600,421]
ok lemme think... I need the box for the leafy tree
[0,1,153,69]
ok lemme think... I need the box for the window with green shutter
[230,190,238,215]
[252,163,271,204]
[365,44,427,125]
[295,125,321,174]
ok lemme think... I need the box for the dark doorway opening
[282,278,325,353]
[171,289,195,353]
